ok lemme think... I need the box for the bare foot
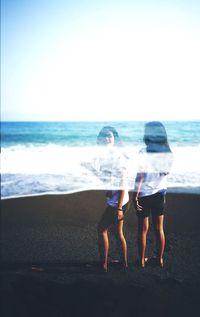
[103,263,108,273]
[159,258,164,268]
[123,262,129,271]
[140,257,148,268]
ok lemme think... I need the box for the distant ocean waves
[1,144,200,198]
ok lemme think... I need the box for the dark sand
[1,190,200,317]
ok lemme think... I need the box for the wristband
[117,208,123,211]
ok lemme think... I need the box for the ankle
[103,262,108,272]
[140,258,145,268]
[159,258,164,267]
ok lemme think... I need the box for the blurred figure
[96,126,129,273]
[133,121,173,268]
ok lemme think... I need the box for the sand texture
[1,190,200,317]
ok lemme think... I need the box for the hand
[117,209,124,221]
[134,199,143,212]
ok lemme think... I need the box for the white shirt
[135,148,173,197]
[95,147,129,207]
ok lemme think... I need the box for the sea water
[1,121,200,198]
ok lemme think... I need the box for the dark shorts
[98,202,129,230]
[137,192,165,218]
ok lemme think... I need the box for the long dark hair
[144,121,171,153]
[97,126,121,146]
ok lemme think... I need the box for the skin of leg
[97,208,111,271]
[114,220,128,267]
[101,229,109,271]
[137,216,149,267]
[152,214,165,266]
[97,223,104,262]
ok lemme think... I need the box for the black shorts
[98,202,129,230]
[137,192,165,218]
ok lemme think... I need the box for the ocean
[1,121,200,199]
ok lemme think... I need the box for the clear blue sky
[1,0,200,121]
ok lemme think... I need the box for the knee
[116,232,125,241]
[141,224,149,234]
[138,219,149,235]
[154,225,164,234]
[101,228,108,236]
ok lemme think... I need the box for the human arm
[133,172,144,212]
[117,190,125,220]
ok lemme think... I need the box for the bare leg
[115,220,128,268]
[97,208,110,272]
[152,215,165,267]
[102,229,109,272]
[137,217,149,267]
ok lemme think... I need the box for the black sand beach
[1,190,200,317]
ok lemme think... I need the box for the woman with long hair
[134,121,173,268]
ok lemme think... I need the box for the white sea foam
[1,144,200,198]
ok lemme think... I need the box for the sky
[1,0,200,121]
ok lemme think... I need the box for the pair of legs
[137,192,165,267]
[98,205,128,272]
[137,214,165,267]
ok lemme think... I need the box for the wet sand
[1,190,200,317]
